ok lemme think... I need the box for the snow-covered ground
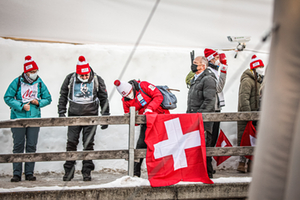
[0,0,273,176]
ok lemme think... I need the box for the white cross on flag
[145,113,213,187]
[240,121,257,160]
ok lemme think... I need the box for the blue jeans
[11,127,39,177]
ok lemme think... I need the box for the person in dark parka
[187,55,217,178]
[237,55,264,173]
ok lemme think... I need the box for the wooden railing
[0,108,259,176]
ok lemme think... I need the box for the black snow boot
[11,175,21,182]
[63,167,75,181]
[82,169,92,181]
[25,174,36,181]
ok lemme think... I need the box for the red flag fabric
[240,121,257,160]
[213,129,233,166]
[145,113,214,187]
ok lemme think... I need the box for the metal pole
[128,107,136,176]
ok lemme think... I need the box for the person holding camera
[58,56,110,181]
[203,49,228,149]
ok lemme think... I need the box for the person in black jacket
[186,55,217,178]
[58,56,110,181]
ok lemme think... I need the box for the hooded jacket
[237,69,262,145]
[238,69,262,112]
[58,68,110,116]
[4,74,52,119]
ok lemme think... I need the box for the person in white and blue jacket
[4,55,52,182]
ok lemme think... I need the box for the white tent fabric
[0,0,272,51]
[249,0,300,199]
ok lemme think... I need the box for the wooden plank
[1,36,82,45]
[0,115,130,128]
[0,112,259,128]
[134,147,254,158]
[0,147,254,163]
[0,150,129,163]
[136,112,260,124]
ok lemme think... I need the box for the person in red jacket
[114,79,169,177]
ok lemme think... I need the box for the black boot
[11,175,21,182]
[63,167,75,181]
[134,162,141,177]
[25,174,36,181]
[82,171,92,181]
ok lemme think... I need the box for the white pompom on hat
[76,56,91,75]
[250,55,264,70]
[114,80,133,97]
[24,55,39,73]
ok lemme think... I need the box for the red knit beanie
[76,56,91,75]
[204,48,218,61]
[250,55,264,69]
[24,55,39,73]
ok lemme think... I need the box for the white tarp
[0,0,273,50]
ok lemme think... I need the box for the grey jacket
[187,68,217,133]
[208,62,226,110]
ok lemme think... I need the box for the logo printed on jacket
[21,82,38,103]
[148,85,156,91]
[137,93,147,106]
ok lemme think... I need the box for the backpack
[139,83,178,110]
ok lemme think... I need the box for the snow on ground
[0,175,251,192]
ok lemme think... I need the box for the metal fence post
[128,107,136,176]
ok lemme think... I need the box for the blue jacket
[4,75,52,119]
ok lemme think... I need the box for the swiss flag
[240,121,257,160]
[145,113,214,187]
[213,130,233,166]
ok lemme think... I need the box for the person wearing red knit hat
[4,55,52,182]
[204,49,229,163]
[58,56,110,181]
[237,54,265,173]
[114,79,170,177]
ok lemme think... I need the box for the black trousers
[211,110,221,147]
[134,124,147,176]
[63,125,96,173]
[205,130,213,176]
